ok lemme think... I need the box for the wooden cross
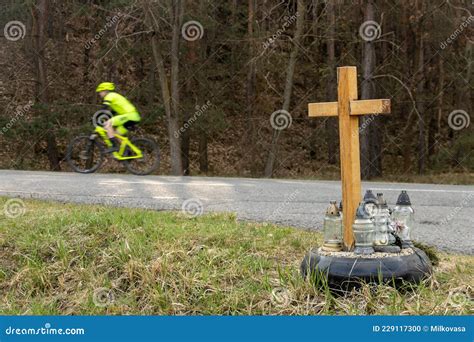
[308,66,390,250]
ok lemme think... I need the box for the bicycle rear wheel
[66,135,105,173]
[124,137,160,175]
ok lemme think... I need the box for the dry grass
[0,197,472,315]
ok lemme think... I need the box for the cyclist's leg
[103,114,129,152]
[109,114,133,137]
[123,119,139,133]
[116,114,140,136]
[105,113,140,153]
[104,119,115,139]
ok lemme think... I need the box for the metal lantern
[391,190,415,248]
[373,193,390,246]
[322,201,343,252]
[352,202,375,255]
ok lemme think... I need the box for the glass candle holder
[374,193,390,246]
[363,189,377,217]
[322,201,343,252]
[353,202,375,255]
[391,191,414,248]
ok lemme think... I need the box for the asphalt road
[0,170,472,254]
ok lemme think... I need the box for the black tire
[124,137,160,175]
[66,135,105,173]
[300,247,432,293]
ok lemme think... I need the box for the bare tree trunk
[307,0,320,162]
[415,7,426,175]
[264,0,305,177]
[245,0,258,175]
[360,0,379,180]
[198,133,208,173]
[402,1,413,172]
[325,0,337,165]
[181,9,197,176]
[369,105,382,177]
[428,56,443,159]
[401,103,413,171]
[181,57,192,176]
[144,1,183,175]
[82,17,91,91]
[171,0,185,175]
[231,0,238,74]
[311,0,319,37]
[198,0,209,174]
[34,0,60,171]
[466,43,473,116]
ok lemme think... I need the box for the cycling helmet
[95,82,115,92]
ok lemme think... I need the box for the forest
[0,0,472,182]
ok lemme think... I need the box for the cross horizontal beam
[308,99,391,117]
[308,102,338,117]
[351,99,391,115]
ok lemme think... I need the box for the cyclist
[95,82,141,152]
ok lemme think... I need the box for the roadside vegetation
[1,2,473,181]
[0,198,472,315]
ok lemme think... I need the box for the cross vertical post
[337,66,360,250]
[308,66,391,251]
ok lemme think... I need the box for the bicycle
[66,123,160,175]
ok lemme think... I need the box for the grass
[0,197,472,315]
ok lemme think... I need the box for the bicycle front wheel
[124,138,160,175]
[66,135,105,173]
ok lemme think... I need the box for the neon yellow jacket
[103,92,140,121]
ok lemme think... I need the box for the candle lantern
[322,201,343,252]
[363,190,377,217]
[391,190,415,248]
[373,193,390,246]
[353,202,375,255]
